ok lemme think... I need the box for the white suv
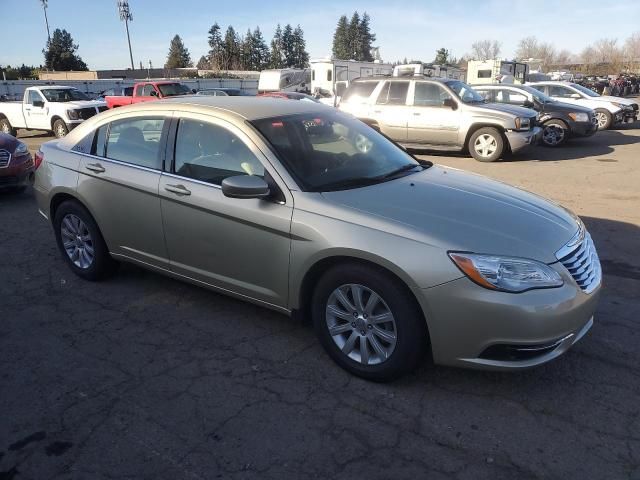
[528,81,637,130]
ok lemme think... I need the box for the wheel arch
[50,115,65,130]
[463,123,507,153]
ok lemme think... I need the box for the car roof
[528,81,574,86]
[130,95,331,120]
[37,85,76,90]
[353,76,448,83]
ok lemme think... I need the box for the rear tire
[311,263,428,381]
[0,118,17,137]
[53,119,69,138]
[468,127,504,162]
[53,200,118,281]
[541,119,569,147]
[594,109,612,130]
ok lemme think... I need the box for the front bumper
[571,120,598,137]
[0,153,34,189]
[622,107,638,123]
[414,265,601,370]
[505,126,542,153]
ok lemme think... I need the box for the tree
[196,55,209,70]
[515,36,556,68]
[43,28,88,71]
[434,48,450,64]
[240,29,256,70]
[347,12,361,60]
[625,31,640,69]
[253,27,270,70]
[358,13,376,62]
[470,39,501,60]
[165,34,192,68]
[282,24,295,67]
[207,22,223,70]
[221,26,240,70]
[270,24,285,68]
[290,25,309,69]
[332,15,350,60]
[580,46,598,66]
[593,38,622,65]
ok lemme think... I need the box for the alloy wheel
[325,284,397,366]
[595,112,608,129]
[542,125,565,146]
[55,123,67,138]
[474,134,498,158]
[60,214,94,269]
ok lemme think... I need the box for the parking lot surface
[1,124,639,479]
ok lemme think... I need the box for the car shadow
[16,129,51,139]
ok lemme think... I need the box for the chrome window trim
[161,171,221,190]
[69,149,161,174]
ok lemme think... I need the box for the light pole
[40,0,51,43]
[117,0,135,70]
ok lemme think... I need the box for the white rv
[392,63,465,81]
[257,69,311,93]
[466,60,529,85]
[310,59,393,106]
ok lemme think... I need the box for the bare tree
[515,36,558,68]
[554,49,574,66]
[624,31,640,68]
[470,39,501,60]
[580,46,598,66]
[593,38,622,65]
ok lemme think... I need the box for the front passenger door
[407,82,460,145]
[159,114,293,307]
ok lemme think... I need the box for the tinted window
[342,82,377,102]
[376,81,409,105]
[477,69,492,79]
[174,119,264,186]
[142,84,156,96]
[104,117,165,169]
[414,82,451,106]
[474,89,493,101]
[123,87,134,96]
[327,69,332,82]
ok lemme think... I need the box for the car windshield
[571,83,600,97]
[40,88,90,102]
[517,85,555,104]
[157,83,192,97]
[446,81,485,103]
[252,112,427,192]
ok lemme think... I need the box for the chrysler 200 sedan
[34,97,601,381]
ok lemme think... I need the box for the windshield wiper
[309,177,382,192]
[377,163,423,179]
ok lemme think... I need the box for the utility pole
[40,0,51,43]
[117,1,135,70]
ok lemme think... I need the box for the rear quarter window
[342,82,378,103]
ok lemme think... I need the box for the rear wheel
[53,200,118,281]
[468,127,504,162]
[594,109,612,130]
[0,118,16,137]
[312,263,428,381]
[53,119,69,138]
[541,119,569,147]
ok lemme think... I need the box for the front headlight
[449,253,563,293]
[14,142,29,155]
[568,112,590,122]
[514,117,531,130]
[67,109,79,120]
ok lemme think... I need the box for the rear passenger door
[158,113,293,308]
[371,81,409,142]
[76,114,171,268]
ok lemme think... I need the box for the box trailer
[466,60,529,85]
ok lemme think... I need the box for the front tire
[53,119,69,138]
[0,118,16,137]
[594,109,612,130]
[53,200,118,281]
[468,127,504,162]
[541,119,569,147]
[312,263,428,381]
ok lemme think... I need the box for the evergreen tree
[207,22,223,70]
[359,13,376,61]
[434,48,450,64]
[253,27,270,70]
[291,25,309,68]
[241,29,254,70]
[196,55,209,70]
[270,24,285,68]
[332,15,350,60]
[43,28,88,71]
[282,24,295,67]
[347,12,361,60]
[222,26,240,70]
[165,34,192,68]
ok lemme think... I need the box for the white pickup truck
[0,86,107,138]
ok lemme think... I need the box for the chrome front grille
[0,149,10,168]
[558,232,602,294]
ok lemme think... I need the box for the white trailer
[310,59,393,106]
[392,63,465,81]
[257,69,311,93]
[466,60,529,85]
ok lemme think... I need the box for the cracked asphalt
[1,124,639,480]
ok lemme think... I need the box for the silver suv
[339,78,541,162]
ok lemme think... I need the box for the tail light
[34,150,44,170]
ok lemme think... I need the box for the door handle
[85,163,105,173]
[164,184,191,196]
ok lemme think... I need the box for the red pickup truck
[105,81,194,108]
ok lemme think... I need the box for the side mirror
[523,100,535,108]
[33,100,45,108]
[443,98,458,110]
[191,89,197,94]
[150,90,158,97]
[570,93,581,99]
[221,175,270,199]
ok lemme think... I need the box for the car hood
[65,100,107,108]
[321,166,579,264]
[477,102,537,117]
[544,101,593,114]
[597,95,636,106]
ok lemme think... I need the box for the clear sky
[2,0,639,70]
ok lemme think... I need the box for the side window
[506,90,527,105]
[93,124,108,156]
[28,90,43,105]
[142,84,156,96]
[174,118,264,186]
[376,81,409,105]
[135,84,145,96]
[475,89,493,101]
[124,87,134,96]
[548,85,574,98]
[105,117,165,169]
[477,70,492,79]
[413,82,451,106]
[327,69,332,82]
